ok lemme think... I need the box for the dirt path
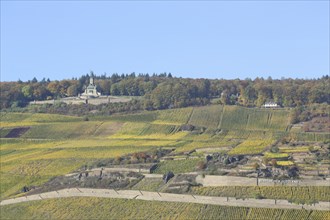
[1,188,329,211]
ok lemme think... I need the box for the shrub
[196,161,207,170]
[270,146,279,153]
[254,193,264,199]
[271,159,277,167]
[253,163,260,170]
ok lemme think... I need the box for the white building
[81,78,101,98]
[263,102,279,108]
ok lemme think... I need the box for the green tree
[67,84,79,96]
[22,85,33,99]
[110,84,120,95]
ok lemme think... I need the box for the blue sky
[1,1,329,82]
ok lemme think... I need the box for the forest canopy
[1,73,329,111]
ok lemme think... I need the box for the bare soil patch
[4,127,30,138]
[93,122,124,136]
[302,117,330,132]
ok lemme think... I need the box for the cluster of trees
[143,79,211,109]
[289,103,330,124]
[1,72,329,111]
[21,99,143,116]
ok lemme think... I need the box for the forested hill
[1,73,329,110]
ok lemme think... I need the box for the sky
[1,1,329,82]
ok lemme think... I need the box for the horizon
[1,1,329,82]
[2,71,329,83]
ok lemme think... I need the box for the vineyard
[0,112,80,127]
[190,186,330,203]
[288,132,330,142]
[279,146,310,153]
[1,105,329,218]
[276,161,295,166]
[153,107,193,125]
[188,105,223,129]
[22,122,103,139]
[175,139,237,153]
[1,197,329,220]
[228,140,274,155]
[131,178,165,191]
[219,106,290,131]
[264,152,289,159]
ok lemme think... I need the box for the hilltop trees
[67,83,79,97]
[0,73,329,110]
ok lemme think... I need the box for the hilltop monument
[81,77,101,98]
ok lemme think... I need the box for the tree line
[1,73,329,110]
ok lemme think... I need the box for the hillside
[0,105,329,219]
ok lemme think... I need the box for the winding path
[1,188,329,211]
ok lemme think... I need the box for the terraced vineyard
[1,105,329,219]
[228,139,274,155]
